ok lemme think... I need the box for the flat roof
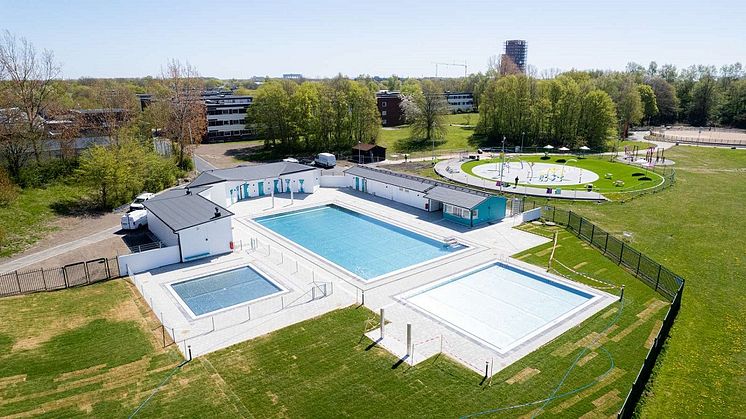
[144,189,233,232]
[352,143,386,151]
[345,166,434,193]
[344,165,498,209]
[189,162,317,188]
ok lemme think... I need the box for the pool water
[171,267,282,316]
[405,262,594,352]
[255,205,462,280]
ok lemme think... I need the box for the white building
[444,92,475,113]
[204,93,254,142]
[188,162,321,208]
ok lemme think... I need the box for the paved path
[434,159,607,201]
[193,154,217,172]
[0,225,121,274]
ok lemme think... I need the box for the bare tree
[156,60,206,169]
[401,80,448,143]
[0,31,61,164]
[89,81,138,145]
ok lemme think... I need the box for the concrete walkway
[433,159,607,201]
[0,225,121,274]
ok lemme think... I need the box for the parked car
[129,192,154,212]
[282,157,299,163]
[314,152,336,169]
[120,209,148,230]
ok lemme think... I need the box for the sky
[1,0,745,79]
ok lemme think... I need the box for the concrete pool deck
[133,187,616,375]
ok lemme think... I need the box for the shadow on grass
[394,137,448,152]
[224,144,279,162]
[50,196,107,217]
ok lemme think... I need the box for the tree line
[247,76,380,154]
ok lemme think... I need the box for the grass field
[0,226,667,417]
[546,146,746,417]
[377,113,479,154]
[461,155,666,193]
[0,182,94,258]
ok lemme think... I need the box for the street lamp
[358,140,361,164]
[499,135,506,192]
[521,131,525,153]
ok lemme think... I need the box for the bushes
[18,159,79,188]
[76,139,181,209]
[0,168,18,207]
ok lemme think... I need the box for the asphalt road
[193,154,217,172]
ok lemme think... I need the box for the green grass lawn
[0,181,94,258]
[545,146,746,418]
[377,113,479,154]
[461,154,666,194]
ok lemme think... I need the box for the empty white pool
[404,262,599,353]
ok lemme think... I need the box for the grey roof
[424,186,489,209]
[345,166,434,193]
[189,162,316,187]
[144,189,233,232]
[345,165,498,209]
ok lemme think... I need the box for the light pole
[521,131,525,154]
[499,135,506,192]
[358,140,361,164]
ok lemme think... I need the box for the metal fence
[649,130,746,147]
[528,204,685,417]
[0,257,120,298]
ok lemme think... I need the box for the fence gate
[86,258,109,283]
[63,262,88,287]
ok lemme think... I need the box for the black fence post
[578,217,583,236]
[84,262,90,284]
[41,269,47,290]
[590,224,595,243]
[635,254,642,277]
[604,233,609,254]
[552,206,556,222]
[655,265,662,292]
[15,271,21,294]
[619,242,625,265]
[62,268,69,288]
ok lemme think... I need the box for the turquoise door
[362,178,367,193]
[299,179,305,193]
[274,179,280,193]
[243,183,249,199]
[258,181,264,196]
[355,177,359,190]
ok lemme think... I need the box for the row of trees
[476,74,617,149]
[1,30,206,186]
[248,77,380,153]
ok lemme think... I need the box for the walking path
[0,225,121,274]
[434,159,607,201]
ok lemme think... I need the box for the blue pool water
[406,262,594,351]
[255,205,462,280]
[171,267,282,316]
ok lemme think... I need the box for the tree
[578,90,617,149]
[401,80,448,142]
[638,83,659,124]
[616,79,643,138]
[646,77,679,124]
[718,79,746,128]
[249,80,295,149]
[689,76,719,126]
[156,60,206,169]
[0,30,61,165]
[90,80,138,145]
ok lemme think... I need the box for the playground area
[471,160,598,186]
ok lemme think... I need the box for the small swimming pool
[403,262,597,353]
[255,204,463,280]
[171,266,283,317]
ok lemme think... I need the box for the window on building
[382,119,387,125]
[381,110,387,116]
[444,204,471,219]
[381,101,387,107]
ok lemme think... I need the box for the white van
[129,192,154,212]
[314,153,336,169]
[120,209,148,230]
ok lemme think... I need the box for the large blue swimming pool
[255,205,462,280]
[171,267,282,316]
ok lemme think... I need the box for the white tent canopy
[543,145,554,149]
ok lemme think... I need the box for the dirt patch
[194,142,261,169]
[11,316,88,351]
[54,364,106,382]
[549,367,625,414]
[573,261,589,270]
[267,391,280,405]
[645,320,664,349]
[506,367,540,384]
[577,351,598,367]
[0,374,26,389]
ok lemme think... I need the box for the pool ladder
[444,237,460,248]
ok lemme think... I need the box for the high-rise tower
[504,40,528,73]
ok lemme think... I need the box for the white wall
[147,210,178,247]
[345,174,429,211]
[178,216,233,261]
[206,170,322,208]
[118,246,180,276]
[522,207,542,222]
[320,175,347,187]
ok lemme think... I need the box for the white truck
[120,209,148,230]
[314,152,336,169]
